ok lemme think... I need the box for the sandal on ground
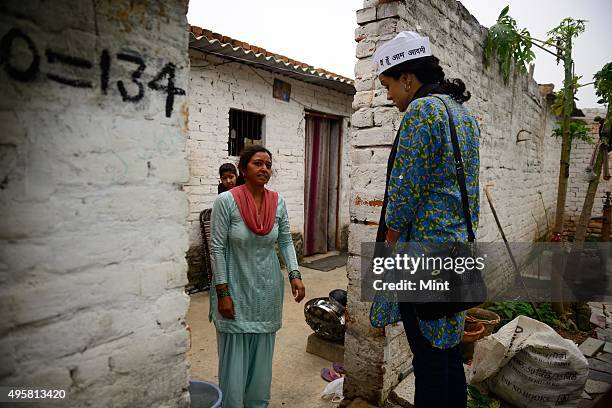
[332,362,345,375]
[320,367,341,382]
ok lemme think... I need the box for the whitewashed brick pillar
[0,1,192,406]
[344,1,412,403]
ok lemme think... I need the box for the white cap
[373,31,432,75]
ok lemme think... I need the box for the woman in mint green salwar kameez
[209,145,306,408]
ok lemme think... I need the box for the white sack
[468,315,588,407]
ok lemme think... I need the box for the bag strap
[433,96,475,242]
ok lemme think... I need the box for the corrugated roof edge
[188,25,355,93]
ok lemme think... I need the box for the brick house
[185,26,356,286]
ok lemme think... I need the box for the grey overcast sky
[187,0,611,108]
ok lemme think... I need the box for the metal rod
[305,109,343,120]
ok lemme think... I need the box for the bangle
[288,270,302,281]
[216,288,231,298]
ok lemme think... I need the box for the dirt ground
[186,259,349,407]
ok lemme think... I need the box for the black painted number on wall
[148,63,186,118]
[116,52,146,102]
[0,28,185,118]
[0,28,40,81]
[100,49,110,94]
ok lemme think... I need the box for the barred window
[228,109,264,156]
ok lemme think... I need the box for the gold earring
[404,81,411,92]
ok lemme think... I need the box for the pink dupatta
[230,185,279,236]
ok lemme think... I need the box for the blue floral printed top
[385,94,480,349]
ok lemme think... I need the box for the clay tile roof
[538,83,556,104]
[188,24,355,95]
[538,83,555,96]
[191,26,202,36]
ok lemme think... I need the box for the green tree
[572,63,612,245]
[560,63,611,328]
[485,7,586,315]
[594,62,612,125]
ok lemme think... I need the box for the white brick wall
[345,0,561,403]
[565,108,611,225]
[186,49,353,251]
[0,1,191,406]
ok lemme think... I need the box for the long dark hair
[383,55,471,103]
[237,145,273,185]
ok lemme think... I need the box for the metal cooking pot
[304,297,346,342]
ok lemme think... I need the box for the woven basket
[466,307,501,337]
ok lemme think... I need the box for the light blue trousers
[217,332,276,408]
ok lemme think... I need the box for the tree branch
[516,32,560,58]
[517,33,565,51]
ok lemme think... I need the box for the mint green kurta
[209,191,299,333]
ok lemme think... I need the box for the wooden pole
[602,192,611,242]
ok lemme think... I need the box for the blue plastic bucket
[189,380,222,408]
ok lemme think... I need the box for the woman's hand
[290,278,306,303]
[216,285,235,319]
[217,296,235,319]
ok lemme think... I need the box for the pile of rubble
[578,302,612,403]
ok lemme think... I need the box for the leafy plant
[594,62,612,127]
[486,302,564,328]
[467,385,501,408]
[484,6,535,83]
[594,62,612,105]
[551,75,582,117]
[545,18,586,51]
[552,120,591,143]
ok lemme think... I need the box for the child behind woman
[218,163,238,194]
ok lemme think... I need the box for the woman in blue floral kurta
[374,31,480,407]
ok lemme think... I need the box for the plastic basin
[189,380,222,408]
